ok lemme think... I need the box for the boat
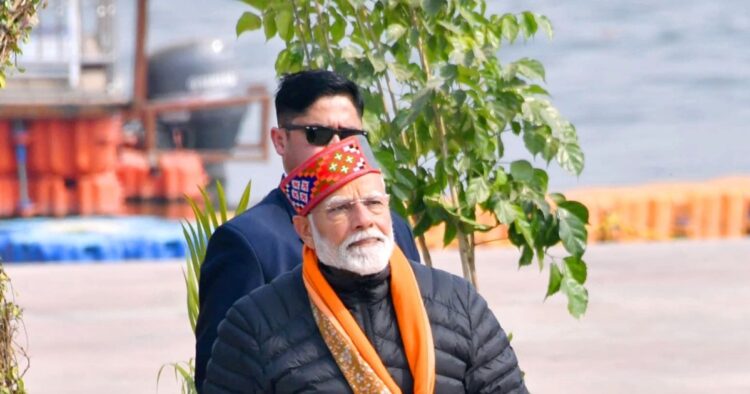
[0,0,271,218]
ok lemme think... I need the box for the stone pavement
[5,238,750,393]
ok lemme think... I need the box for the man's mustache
[343,229,387,250]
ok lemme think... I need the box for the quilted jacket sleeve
[195,224,265,392]
[203,297,268,394]
[464,283,528,394]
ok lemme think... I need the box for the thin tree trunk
[457,231,478,289]
[417,234,433,267]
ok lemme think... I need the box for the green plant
[0,262,28,394]
[0,0,46,88]
[237,0,589,317]
[158,181,252,393]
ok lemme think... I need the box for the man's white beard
[309,218,394,276]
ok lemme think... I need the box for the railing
[12,0,116,89]
[139,85,272,164]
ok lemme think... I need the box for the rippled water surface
[115,0,750,198]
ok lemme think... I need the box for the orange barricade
[0,121,16,175]
[74,171,123,216]
[0,176,18,217]
[74,117,121,175]
[27,120,69,176]
[27,117,121,177]
[29,176,69,217]
[116,149,152,199]
[711,177,750,238]
[156,151,207,201]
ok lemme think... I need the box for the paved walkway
[5,238,750,393]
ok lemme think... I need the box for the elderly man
[204,136,527,394]
[195,70,421,389]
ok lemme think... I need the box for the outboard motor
[147,39,246,151]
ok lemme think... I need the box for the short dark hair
[275,70,364,125]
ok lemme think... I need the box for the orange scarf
[302,245,435,394]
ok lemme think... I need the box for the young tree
[0,0,45,88]
[0,264,28,393]
[238,0,589,317]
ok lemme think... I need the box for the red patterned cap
[280,136,381,216]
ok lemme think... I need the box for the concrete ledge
[5,238,750,393]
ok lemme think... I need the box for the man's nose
[350,201,374,229]
[329,134,341,144]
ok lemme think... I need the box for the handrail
[139,85,272,164]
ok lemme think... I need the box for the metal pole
[68,0,81,88]
[11,120,33,217]
[133,0,149,112]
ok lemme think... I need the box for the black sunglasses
[280,124,368,146]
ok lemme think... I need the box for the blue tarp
[0,216,187,263]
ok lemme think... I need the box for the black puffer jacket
[204,261,527,393]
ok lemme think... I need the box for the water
[115,0,750,202]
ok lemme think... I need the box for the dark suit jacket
[194,187,420,391]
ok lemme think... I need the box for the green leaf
[521,11,538,38]
[385,24,407,44]
[331,13,346,43]
[181,223,199,277]
[216,181,228,223]
[564,256,587,284]
[500,13,519,43]
[514,217,534,247]
[559,200,589,223]
[187,195,212,241]
[390,183,410,201]
[557,142,585,175]
[236,12,262,36]
[374,149,397,178]
[557,201,588,257]
[368,53,387,72]
[549,192,566,205]
[493,200,522,224]
[342,45,364,63]
[562,275,588,318]
[274,9,294,42]
[531,169,549,192]
[395,167,418,189]
[510,160,533,182]
[458,6,485,27]
[524,84,550,96]
[539,214,560,246]
[537,14,554,39]
[236,181,253,213]
[437,21,462,35]
[545,263,562,298]
[515,58,546,82]
[511,121,522,135]
[388,62,415,82]
[200,187,220,231]
[275,9,294,41]
[422,0,446,16]
[443,219,458,246]
[466,177,490,206]
[241,0,269,10]
[519,244,533,266]
[523,126,548,156]
[412,213,433,237]
[398,84,436,129]
[262,9,277,39]
[494,168,508,187]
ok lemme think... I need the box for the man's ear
[293,215,316,249]
[271,127,287,156]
